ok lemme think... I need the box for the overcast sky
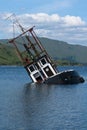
[0,0,87,46]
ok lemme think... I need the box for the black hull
[44,70,85,85]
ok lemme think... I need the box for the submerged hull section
[44,70,85,84]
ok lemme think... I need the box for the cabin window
[43,66,54,77]
[33,72,43,82]
[40,58,47,65]
[29,65,35,72]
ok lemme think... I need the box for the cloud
[62,15,85,26]
[17,13,85,28]
[0,12,87,45]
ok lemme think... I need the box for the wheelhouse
[25,55,57,83]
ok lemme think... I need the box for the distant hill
[0,37,87,65]
[0,42,21,65]
[40,37,87,64]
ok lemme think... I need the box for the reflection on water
[23,83,51,115]
[24,83,54,100]
[22,83,55,129]
[0,66,87,130]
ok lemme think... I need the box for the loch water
[0,66,87,130]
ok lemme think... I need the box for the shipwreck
[9,25,85,84]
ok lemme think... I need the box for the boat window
[41,58,47,65]
[43,66,54,77]
[29,65,35,72]
[33,72,39,77]
[33,72,43,82]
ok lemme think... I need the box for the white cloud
[18,13,60,24]
[0,12,87,46]
[62,15,85,26]
[17,13,85,26]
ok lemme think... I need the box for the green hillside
[0,37,87,65]
[40,37,87,64]
[0,43,21,65]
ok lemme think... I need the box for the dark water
[0,66,87,130]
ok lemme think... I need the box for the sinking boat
[9,26,85,84]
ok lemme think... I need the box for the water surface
[0,66,87,130]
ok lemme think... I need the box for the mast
[7,14,56,68]
[9,25,56,67]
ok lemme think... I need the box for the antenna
[6,13,26,38]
